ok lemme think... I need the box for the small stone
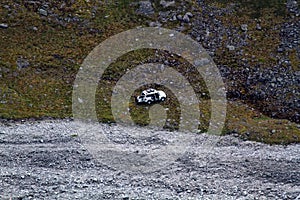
[241,24,248,31]
[78,98,83,103]
[194,58,210,66]
[227,45,235,51]
[136,1,154,16]
[16,58,30,69]
[0,23,8,29]
[271,130,276,134]
[277,48,284,53]
[277,77,283,82]
[149,21,162,27]
[92,178,98,182]
[182,14,190,23]
[160,0,175,8]
[185,12,193,18]
[182,12,193,23]
[38,8,48,16]
[176,14,183,21]
[256,24,262,30]
[32,26,38,31]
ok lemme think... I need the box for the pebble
[38,8,48,16]
[0,23,8,29]
[227,45,235,51]
[277,48,284,53]
[241,24,248,31]
[185,12,193,18]
[176,14,183,21]
[136,1,154,16]
[182,14,190,23]
[256,24,262,30]
[160,0,175,8]
[16,58,30,69]
[149,21,162,27]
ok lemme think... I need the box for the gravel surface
[0,120,299,199]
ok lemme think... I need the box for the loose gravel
[0,119,299,199]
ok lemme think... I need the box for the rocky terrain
[138,0,300,123]
[0,0,299,142]
[0,1,300,198]
[0,120,299,199]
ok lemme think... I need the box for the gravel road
[0,120,299,199]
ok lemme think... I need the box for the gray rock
[185,12,193,18]
[149,21,162,27]
[38,8,48,16]
[160,0,175,8]
[16,58,30,69]
[256,24,262,30]
[182,12,193,23]
[176,14,183,21]
[277,47,284,53]
[136,1,154,16]
[0,23,8,29]
[241,24,248,31]
[227,45,235,51]
[172,15,177,21]
[182,14,190,23]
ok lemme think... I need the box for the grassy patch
[206,0,287,17]
[225,101,300,144]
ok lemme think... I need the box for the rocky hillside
[0,0,299,143]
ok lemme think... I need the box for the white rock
[0,23,8,29]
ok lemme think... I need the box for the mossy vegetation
[0,0,299,144]
[207,0,287,17]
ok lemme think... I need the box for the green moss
[207,0,287,18]
[289,49,300,71]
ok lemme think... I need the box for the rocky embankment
[0,120,299,199]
